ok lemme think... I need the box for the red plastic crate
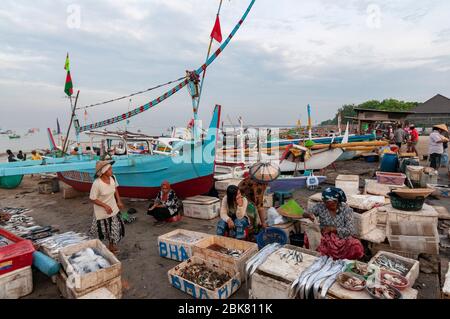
[0,228,35,276]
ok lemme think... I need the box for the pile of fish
[35,232,90,259]
[207,244,244,258]
[276,249,303,265]
[179,264,230,290]
[0,207,32,215]
[338,273,366,290]
[0,207,57,242]
[68,248,111,275]
[289,256,347,299]
[372,255,409,276]
[245,243,281,282]
[169,233,205,243]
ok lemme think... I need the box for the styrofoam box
[0,266,33,299]
[157,229,213,262]
[368,250,420,287]
[387,221,440,255]
[385,204,438,226]
[335,175,360,195]
[182,195,220,220]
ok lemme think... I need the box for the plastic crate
[388,192,425,211]
[0,228,35,276]
[376,172,406,186]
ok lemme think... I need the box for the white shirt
[220,196,248,222]
[89,176,120,220]
[429,130,444,155]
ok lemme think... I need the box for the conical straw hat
[433,124,448,132]
[249,162,280,183]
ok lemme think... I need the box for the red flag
[210,15,222,43]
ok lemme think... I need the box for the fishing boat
[0,106,221,197]
[8,133,21,139]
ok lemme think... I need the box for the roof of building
[413,94,450,114]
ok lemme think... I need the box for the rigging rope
[77,0,256,133]
[76,76,186,110]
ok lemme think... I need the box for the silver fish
[319,263,348,299]
[302,258,334,299]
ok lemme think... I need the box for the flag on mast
[210,15,222,43]
[64,53,73,97]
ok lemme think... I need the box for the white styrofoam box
[353,208,378,237]
[78,287,117,299]
[364,179,406,197]
[182,195,220,220]
[157,229,212,262]
[387,221,440,255]
[0,266,33,299]
[385,204,438,226]
[335,175,360,195]
[263,193,274,208]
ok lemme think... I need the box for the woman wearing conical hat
[89,160,125,255]
[429,124,449,170]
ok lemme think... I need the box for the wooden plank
[327,282,417,299]
[192,235,258,282]
[56,269,122,299]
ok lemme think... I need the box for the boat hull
[58,172,213,199]
[0,175,23,189]
[269,176,326,192]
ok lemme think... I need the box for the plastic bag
[267,207,288,226]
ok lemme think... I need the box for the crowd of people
[6,149,44,162]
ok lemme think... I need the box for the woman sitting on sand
[147,181,181,222]
[303,187,364,260]
[216,185,249,240]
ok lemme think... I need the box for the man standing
[394,124,406,151]
[408,124,419,156]
[429,124,449,170]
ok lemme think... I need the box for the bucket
[256,227,288,249]
[380,153,399,172]
[289,232,304,247]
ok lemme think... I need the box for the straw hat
[433,124,448,132]
[249,162,280,183]
[95,160,115,177]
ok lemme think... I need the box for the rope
[76,76,186,110]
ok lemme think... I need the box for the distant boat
[0,129,12,135]
[8,133,21,139]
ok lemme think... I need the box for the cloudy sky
[1,0,450,133]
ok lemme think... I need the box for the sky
[1,0,450,133]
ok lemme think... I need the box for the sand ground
[0,136,448,299]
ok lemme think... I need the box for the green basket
[388,192,425,211]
